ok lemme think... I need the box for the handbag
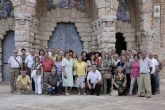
[31,70,37,78]
[31,64,42,78]
[110,89,118,96]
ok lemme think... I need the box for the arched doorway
[2,31,15,81]
[115,32,127,55]
[48,23,83,55]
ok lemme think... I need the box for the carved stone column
[11,0,37,50]
[139,0,153,52]
[93,0,119,51]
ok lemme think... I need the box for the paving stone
[0,79,165,110]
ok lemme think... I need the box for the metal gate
[48,23,83,55]
[2,31,15,81]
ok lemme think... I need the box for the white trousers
[34,75,42,94]
[129,77,140,94]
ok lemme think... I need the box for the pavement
[0,80,165,110]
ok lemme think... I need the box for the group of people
[8,48,162,98]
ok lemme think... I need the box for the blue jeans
[155,73,160,93]
[47,84,62,94]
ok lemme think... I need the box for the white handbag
[110,89,119,96]
[31,64,42,78]
[31,70,37,78]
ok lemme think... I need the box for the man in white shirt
[25,49,35,76]
[87,64,102,96]
[8,49,22,93]
[149,53,158,95]
[139,51,152,98]
[25,49,35,90]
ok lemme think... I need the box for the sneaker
[137,95,145,97]
[128,93,132,96]
[65,93,70,96]
[146,96,151,98]
[156,91,160,94]
[152,93,156,95]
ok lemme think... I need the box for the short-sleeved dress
[61,58,73,87]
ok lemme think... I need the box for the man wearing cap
[87,64,102,96]
[8,49,22,93]
[139,51,152,98]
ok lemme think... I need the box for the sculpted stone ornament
[26,0,36,4]
[117,0,130,21]
[0,0,13,18]
[48,0,85,11]
[95,0,106,8]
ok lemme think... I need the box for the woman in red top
[129,55,140,95]
[95,53,101,67]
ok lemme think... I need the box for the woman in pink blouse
[129,55,140,95]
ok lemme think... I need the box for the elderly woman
[62,51,74,96]
[112,66,127,96]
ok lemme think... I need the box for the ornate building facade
[0,0,165,81]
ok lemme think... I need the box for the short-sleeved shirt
[8,56,22,68]
[131,61,140,78]
[25,54,34,68]
[74,61,87,76]
[117,62,125,67]
[55,61,62,75]
[139,57,152,73]
[87,70,102,84]
[42,58,54,72]
[46,73,61,87]
[21,55,27,62]
[17,75,31,86]
[150,58,158,74]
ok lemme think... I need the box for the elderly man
[87,64,102,96]
[149,53,158,95]
[8,49,22,93]
[139,51,152,98]
[154,55,163,94]
[46,68,62,95]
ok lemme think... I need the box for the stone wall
[92,0,119,51]
[0,18,15,81]
[38,8,92,52]
[0,0,164,81]
[116,21,136,50]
